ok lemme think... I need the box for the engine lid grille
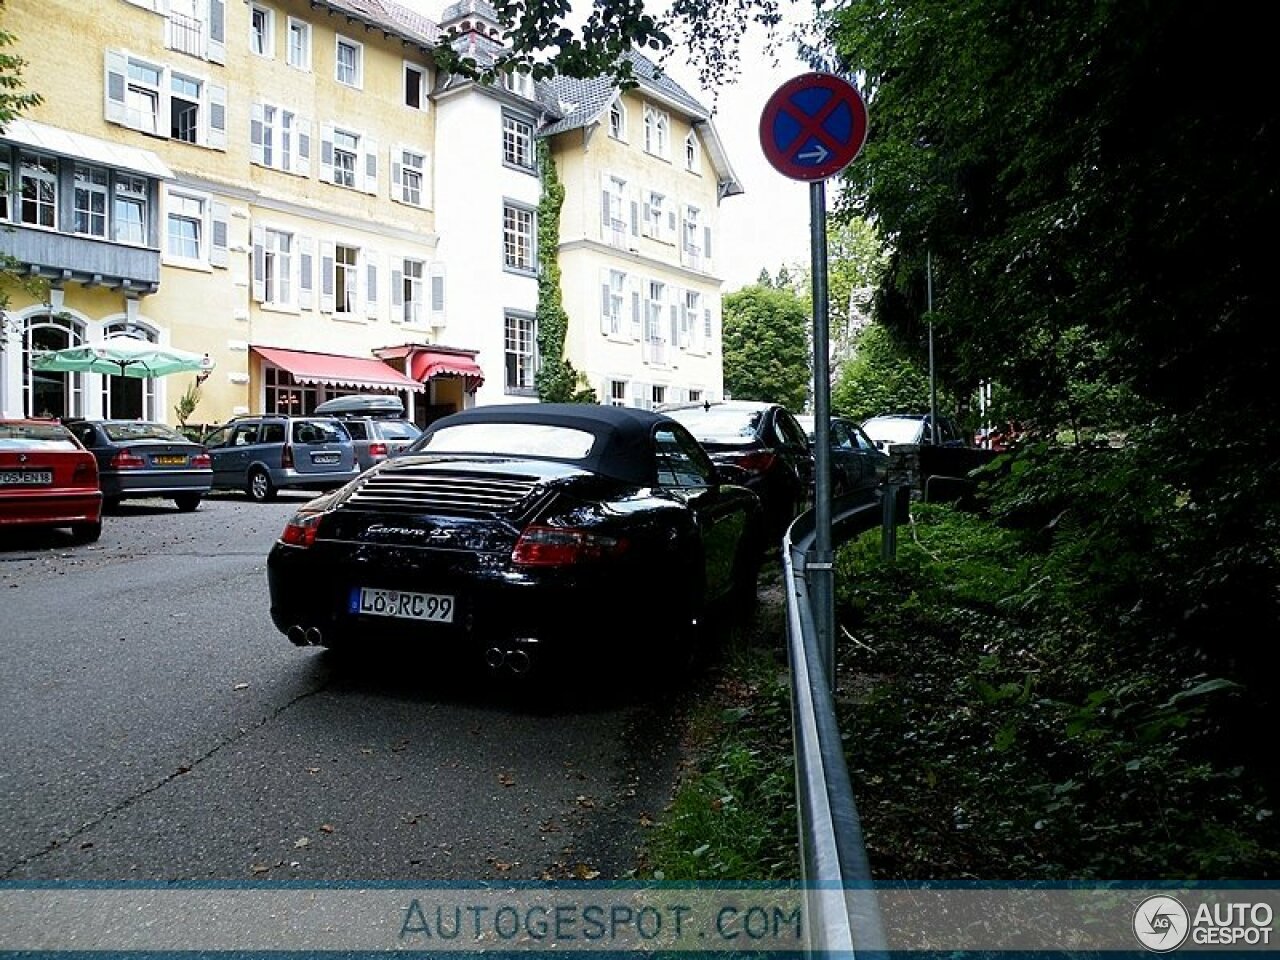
[341,466,540,516]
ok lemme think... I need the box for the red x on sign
[759,73,868,181]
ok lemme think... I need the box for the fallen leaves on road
[294,837,310,848]
[320,823,335,834]
[497,772,516,787]
[233,682,249,691]
[572,864,601,880]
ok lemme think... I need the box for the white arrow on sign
[798,143,830,164]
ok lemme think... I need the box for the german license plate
[352,587,454,623]
[154,455,187,466]
[0,470,52,485]
[312,452,340,464]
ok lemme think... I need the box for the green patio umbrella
[30,333,214,379]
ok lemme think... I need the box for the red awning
[252,346,423,392]
[409,350,485,387]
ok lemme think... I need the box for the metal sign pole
[809,180,836,683]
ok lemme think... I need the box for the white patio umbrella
[30,333,215,379]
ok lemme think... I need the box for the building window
[264,229,292,305]
[608,380,627,407]
[73,166,109,237]
[249,4,273,57]
[502,114,533,170]
[501,70,532,98]
[332,129,358,187]
[334,244,358,313]
[265,366,320,415]
[125,58,163,135]
[0,160,10,220]
[504,313,536,394]
[644,191,667,240]
[503,203,535,272]
[651,385,666,407]
[682,206,702,268]
[402,258,424,324]
[166,192,205,260]
[287,18,310,69]
[166,0,205,58]
[687,388,702,404]
[608,99,626,140]
[404,63,424,109]
[170,72,201,143]
[397,149,425,206]
[335,37,362,87]
[602,269,625,336]
[20,154,57,228]
[685,130,700,171]
[114,176,148,244]
[683,290,701,348]
[643,105,669,158]
[24,315,85,419]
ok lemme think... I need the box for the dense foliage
[832,322,949,424]
[836,505,1279,878]
[721,284,811,411]
[825,2,1279,723]
[535,143,596,403]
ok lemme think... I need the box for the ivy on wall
[534,141,596,404]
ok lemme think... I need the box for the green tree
[831,322,936,423]
[825,218,885,361]
[824,1,1279,687]
[722,284,810,411]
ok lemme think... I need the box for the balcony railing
[167,11,205,56]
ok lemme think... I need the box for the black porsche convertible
[267,403,763,675]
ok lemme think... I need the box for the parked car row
[0,396,423,540]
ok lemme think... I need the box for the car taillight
[191,452,211,469]
[281,443,294,469]
[72,460,96,482]
[110,450,146,469]
[511,525,629,566]
[368,442,388,459]
[723,450,777,477]
[280,512,323,548]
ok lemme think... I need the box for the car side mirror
[714,463,750,487]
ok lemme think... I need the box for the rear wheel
[247,468,276,502]
[71,521,102,544]
[174,493,202,512]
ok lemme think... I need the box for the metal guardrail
[783,486,905,957]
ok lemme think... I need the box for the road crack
[1,681,331,879]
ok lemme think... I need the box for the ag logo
[1133,895,1190,952]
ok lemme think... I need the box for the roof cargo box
[314,394,405,418]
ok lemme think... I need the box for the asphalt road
[0,492,690,882]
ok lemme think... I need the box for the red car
[0,419,103,542]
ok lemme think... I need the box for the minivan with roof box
[203,414,358,502]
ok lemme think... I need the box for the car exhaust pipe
[287,625,308,646]
[304,626,323,646]
[507,649,532,675]
[485,647,506,670]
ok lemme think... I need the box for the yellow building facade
[0,0,479,427]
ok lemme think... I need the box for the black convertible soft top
[419,403,678,486]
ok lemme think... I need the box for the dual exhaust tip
[287,625,324,646]
[486,646,533,675]
[289,626,533,676]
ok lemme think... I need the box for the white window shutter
[391,261,403,315]
[320,240,335,314]
[298,236,314,310]
[704,226,713,264]
[104,50,127,125]
[210,201,229,268]
[250,225,265,302]
[207,0,226,63]
[704,307,713,343]
[250,102,265,166]
[667,209,677,243]
[320,124,334,183]
[631,381,647,410]
[365,252,379,318]
[296,116,312,177]
[206,83,227,150]
[630,278,642,341]
[391,144,403,203]
[429,262,445,326]
[362,136,379,195]
[600,268,611,336]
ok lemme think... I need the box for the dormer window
[609,99,626,140]
[685,130,700,171]
[643,105,669,159]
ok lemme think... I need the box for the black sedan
[267,404,763,676]
[65,419,212,512]
[660,400,814,545]
[795,415,889,496]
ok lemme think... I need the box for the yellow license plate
[154,455,188,466]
